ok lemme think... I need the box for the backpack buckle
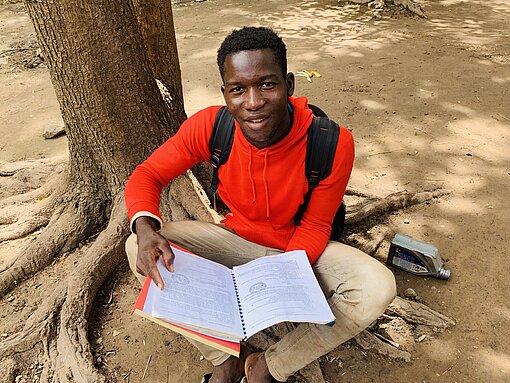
[211,154,220,168]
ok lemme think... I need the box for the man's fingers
[159,242,175,273]
[148,265,165,290]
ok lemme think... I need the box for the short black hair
[217,27,287,78]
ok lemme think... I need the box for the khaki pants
[126,221,396,382]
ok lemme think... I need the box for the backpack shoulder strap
[207,106,235,208]
[294,116,340,225]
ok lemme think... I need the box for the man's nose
[245,88,264,110]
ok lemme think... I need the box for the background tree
[0,0,217,380]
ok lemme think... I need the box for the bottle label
[392,248,428,274]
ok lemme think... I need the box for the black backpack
[206,105,346,241]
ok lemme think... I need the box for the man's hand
[135,217,174,290]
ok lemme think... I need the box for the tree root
[168,170,222,223]
[0,204,82,297]
[345,185,380,200]
[346,188,450,224]
[0,157,66,243]
[0,158,68,279]
[393,0,426,18]
[387,296,455,328]
[345,0,426,18]
[0,161,65,206]
[0,165,65,243]
[354,330,412,362]
[0,156,66,200]
[352,295,455,361]
[344,225,392,260]
[0,197,52,243]
[0,196,129,383]
[0,176,113,298]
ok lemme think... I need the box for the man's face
[221,49,295,149]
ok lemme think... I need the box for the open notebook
[133,245,335,356]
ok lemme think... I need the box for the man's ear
[286,73,295,96]
[221,84,226,94]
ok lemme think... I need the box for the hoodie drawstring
[248,147,256,204]
[248,148,271,222]
[263,151,270,220]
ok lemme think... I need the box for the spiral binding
[231,272,247,339]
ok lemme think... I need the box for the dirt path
[1,0,509,382]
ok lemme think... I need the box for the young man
[125,27,396,383]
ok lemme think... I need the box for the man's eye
[261,82,275,89]
[231,87,244,93]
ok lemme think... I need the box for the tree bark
[0,0,188,380]
[132,0,186,118]
[0,0,188,297]
[25,0,182,186]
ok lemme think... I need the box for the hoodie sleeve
[124,106,219,231]
[285,127,355,264]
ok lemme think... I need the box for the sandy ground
[1,0,509,382]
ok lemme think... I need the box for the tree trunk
[0,0,187,297]
[0,0,188,380]
[132,0,186,117]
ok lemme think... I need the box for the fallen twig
[367,150,395,157]
[0,48,30,58]
[414,127,432,135]
[441,363,455,375]
[106,279,118,305]
[142,354,152,380]
[374,332,401,348]
[498,113,510,122]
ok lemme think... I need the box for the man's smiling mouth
[248,118,266,123]
[244,115,269,129]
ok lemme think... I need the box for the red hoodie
[125,96,354,264]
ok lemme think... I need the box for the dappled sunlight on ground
[259,1,412,58]
[477,348,510,378]
[1,0,509,381]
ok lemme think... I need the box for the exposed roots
[346,0,427,18]
[393,0,426,18]
[345,186,381,200]
[345,188,450,225]
[387,296,456,328]
[0,196,129,383]
[0,158,70,293]
[0,157,66,272]
[344,225,392,260]
[341,188,449,261]
[0,156,66,200]
[0,200,89,298]
[0,161,65,206]
[167,170,222,223]
[0,197,52,243]
[0,168,115,297]
[354,330,412,362]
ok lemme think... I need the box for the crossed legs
[125,221,396,382]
